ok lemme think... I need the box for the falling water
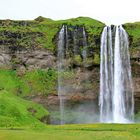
[65,26,69,57]
[113,25,134,123]
[82,27,87,63]
[57,25,65,124]
[99,26,114,122]
[99,25,134,123]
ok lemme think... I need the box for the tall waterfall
[99,25,134,123]
[57,25,65,124]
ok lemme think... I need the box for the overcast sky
[0,0,140,25]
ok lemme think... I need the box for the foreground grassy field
[0,124,140,140]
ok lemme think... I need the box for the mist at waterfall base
[49,25,134,124]
[49,100,99,124]
[99,25,134,123]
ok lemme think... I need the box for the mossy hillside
[123,22,140,56]
[58,16,105,37]
[124,22,140,45]
[0,69,57,97]
[0,65,85,97]
[0,90,49,127]
[0,20,42,50]
[0,16,105,52]
[0,17,105,71]
[20,69,57,96]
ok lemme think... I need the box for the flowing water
[82,27,88,65]
[99,26,114,122]
[99,25,134,123]
[57,25,65,124]
[57,26,93,124]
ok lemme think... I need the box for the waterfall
[99,26,114,122]
[113,25,134,123]
[99,25,134,123]
[82,27,88,65]
[57,25,65,124]
[65,26,69,57]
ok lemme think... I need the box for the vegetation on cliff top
[124,22,140,45]
[123,22,140,56]
[0,16,105,51]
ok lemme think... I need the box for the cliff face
[0,17,140,116]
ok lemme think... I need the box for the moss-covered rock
[0,17,105,52]
[123,22,140,58]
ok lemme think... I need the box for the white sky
[0,0,140,25]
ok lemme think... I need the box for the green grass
[124,22,140,42]
[20,69,57,96]
[0,90,49,127]
[0,124,140,140]
[0,69,57,97]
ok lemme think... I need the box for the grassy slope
[0,90,49,127]
[0,69,57,97]
[0,124,140,140]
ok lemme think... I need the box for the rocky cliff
[0,17,140,122]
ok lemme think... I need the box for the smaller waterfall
[99,25,134,123]
[57,25,65,124]
[82,27,88,66]
[65,26,69,57]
